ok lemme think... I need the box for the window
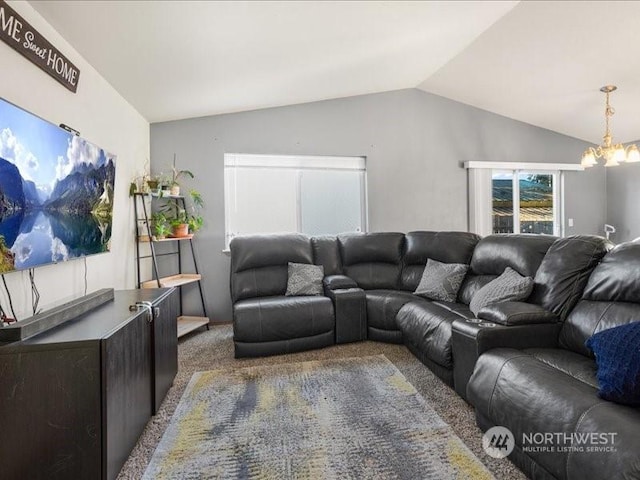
[466,162,584,237]
[492,172,557,235]
[224,154,367,247]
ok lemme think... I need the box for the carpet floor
[117,325,526,480]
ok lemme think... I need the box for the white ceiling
[30,1,640,143]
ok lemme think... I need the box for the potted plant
[169,160,194,196]
[170,216,189,237]
[160,189,204,237]
[151,212,170,240]
[187,214,203,234]
[146,175,162,194]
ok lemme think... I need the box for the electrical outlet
[568,218,574,227]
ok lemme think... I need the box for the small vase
[172,223,189,237]
[170,185,180,196]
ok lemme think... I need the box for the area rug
[142,354,494,479]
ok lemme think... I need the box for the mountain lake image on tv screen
[0,98,116,273]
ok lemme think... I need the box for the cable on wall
[28,269,41,316]
[1,275,17,322]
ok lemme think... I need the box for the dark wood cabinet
[0,288,178,480]
[133,287,180,413]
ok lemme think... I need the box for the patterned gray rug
[143,355,494,479]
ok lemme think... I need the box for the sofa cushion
[469,267,534,316]
[397,300,469,368]
[582,240,640,304]
[559,241,640,356]
[285,263,324,296]
[469,234,556,277]
[311,235,342,275]
[524,348,598,388]
[430,301,475,320]
[400,231,479,291]
[468,348,640,480]
[586,321,640,406]
[338,233,404,289]
[230,233,313,301]
[560,300,640,358]
[457,274,497,305]
[364,290,420,332]
[414,259,469,302]
[233,296,334,343]
[231,266,290,303]
[231,233,312,272]
[528,235,613,320]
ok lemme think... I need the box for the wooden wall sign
[0,0,80,93]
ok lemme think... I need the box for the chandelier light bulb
[604,155,620,167]
[627,145,640,163]
[581,150,597,167]
[613,146,626,164]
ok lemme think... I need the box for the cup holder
[466,319,496,327]
[479,322,497,327]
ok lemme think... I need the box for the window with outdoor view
[492,172,556,235]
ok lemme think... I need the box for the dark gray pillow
[285,262,324,296]
[414,259,469,302]
[470,267,534,316]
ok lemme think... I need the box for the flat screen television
[0,97,116,272]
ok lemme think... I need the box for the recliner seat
[397,233,556,385]
[230,233,335,357]
[467,240,639,480]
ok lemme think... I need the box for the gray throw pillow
[414,259,469,302]
[285,262,324,296]
[469,267,534,316]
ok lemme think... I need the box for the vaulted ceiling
[31,1,640,143]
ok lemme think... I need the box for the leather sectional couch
[229,231,639,480]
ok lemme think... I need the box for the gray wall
[151,88,604,322]
[606,143,640,242]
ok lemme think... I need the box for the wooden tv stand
[0,288,179,480]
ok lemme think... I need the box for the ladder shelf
[133,192,209,337]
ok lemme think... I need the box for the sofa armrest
[451,319,561,401]
[326,287,367,344]
[323,275,358,292]
[477,301,558,326]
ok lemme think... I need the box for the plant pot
[170,185,180,196]
[172,223,189,237]
[147,180,159,190]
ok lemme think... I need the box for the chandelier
[581,85,640,167]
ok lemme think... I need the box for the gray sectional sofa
[229,230,640,480]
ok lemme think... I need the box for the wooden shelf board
[140,234,193,243]
[177,316,210,338]
[141,274,201,289]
